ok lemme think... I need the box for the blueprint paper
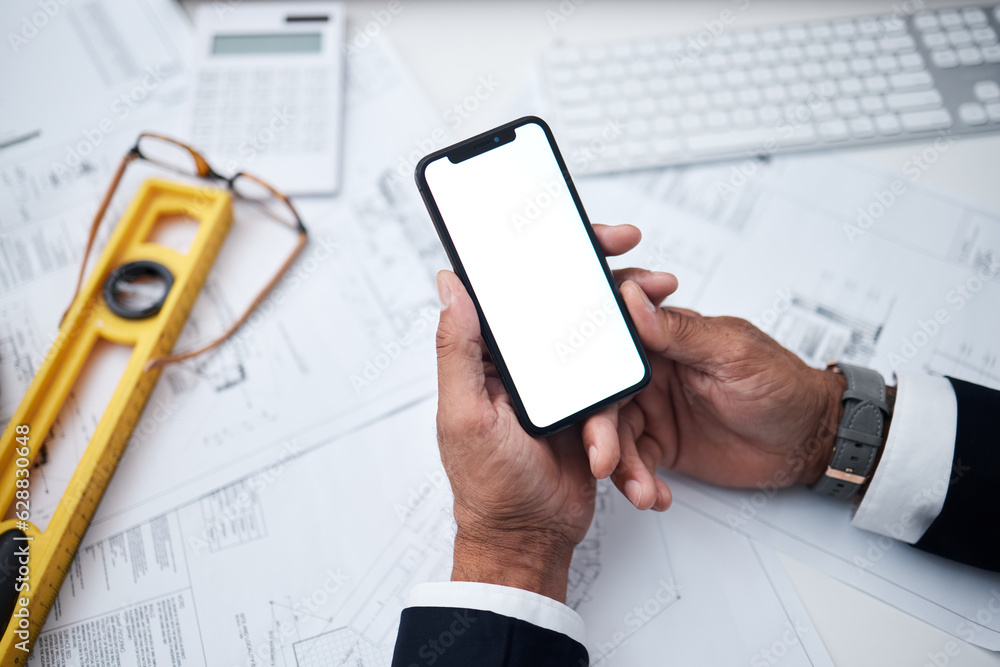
[0,37,445,534]
[593,155,1000,649]
[29,396,832,667]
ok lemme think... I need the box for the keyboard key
[986,102,1000,122]
[849,116,877,138]
[762,29,784,45]
[781,45,804,61]
[854,39,878,56]
[560,105,603,123]
[810,23,834,40]
[713,90,737,107]
[839,78,864,96]
[875,55,901,73]
[972,27,998,45]
[685,125,817,155]
[806,44,829,59]
[652,138,683,156]
[858,18,881,36]
[900,108,953,131]
[886,89,943,111]
[931,49,960,68]
[899,52,925,70]
[864,74,889,93]
[764,85,787,103]
[686,93,709,110]
[738,88,762,105]
[554,86,592,104]
[963,8,988,26]
[974,80,1000,102]
[726,70,749,86]
[835,98,861,117]
[733,107,756,126]
[819,119,850,141]
[861,95,886,114]
[834,21,857,39]
[653,117,677,134]
[831,41,853,58]
[680,114,703,131]
[758,106,782,123]
[948,29,973,47]
[706,111,729,129]
[923,32,949,50]
[850,58,875,75]
[889,71,934,90]
[879,35,916,52]
[984,45,1000,63]
[801,62,824,80]
[776,64,798,81]
[827,61,849,77]
[958,102,988,125]
[957,47,984,66]
[875,114,902,134]
[939,10,962,28]
[786,25,809,42]
[914,13,940,31]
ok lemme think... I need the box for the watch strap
[811,363,889,499]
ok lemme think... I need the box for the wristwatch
[811,363,892,500]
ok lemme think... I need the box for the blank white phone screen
[424,122,646,429]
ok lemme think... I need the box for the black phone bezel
[414,115,651,437]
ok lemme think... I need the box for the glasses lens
[136,135,200,175]
[231,174,298,227]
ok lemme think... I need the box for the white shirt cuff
[851,371,957,544]
[406,581,586,647]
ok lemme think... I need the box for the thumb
[621,280,717,370]
[435,270,491,422]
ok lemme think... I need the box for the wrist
[801,368,846,486]
[451,524,576,603]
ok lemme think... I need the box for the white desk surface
[347,1,1000,665]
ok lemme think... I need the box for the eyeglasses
[72,132,309,369]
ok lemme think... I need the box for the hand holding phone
[432,225,676,577]
[417,117,652,436]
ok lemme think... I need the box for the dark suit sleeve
[913,378,1000,572]
[391,606,589,667]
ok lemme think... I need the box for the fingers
[612,401,672,511]
[612,268,678,307]
[435,271,492,429]
[620,281,717,370]
[582,405,621,479]
[593,223,641,256]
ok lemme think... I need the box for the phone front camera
[494,136,500,142]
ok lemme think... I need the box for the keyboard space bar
[685,125,818,156]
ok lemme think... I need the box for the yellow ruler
[0,178,232,660]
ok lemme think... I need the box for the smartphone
[415,116,650,436]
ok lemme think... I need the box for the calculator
[187,1,346,195]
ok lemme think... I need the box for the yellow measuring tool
[0,178,232,660]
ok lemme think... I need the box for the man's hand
[585,284,846,511]
[435,224,677,603]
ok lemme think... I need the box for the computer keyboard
[543,5,1000,174]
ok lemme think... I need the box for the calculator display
[212,33,322,55]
